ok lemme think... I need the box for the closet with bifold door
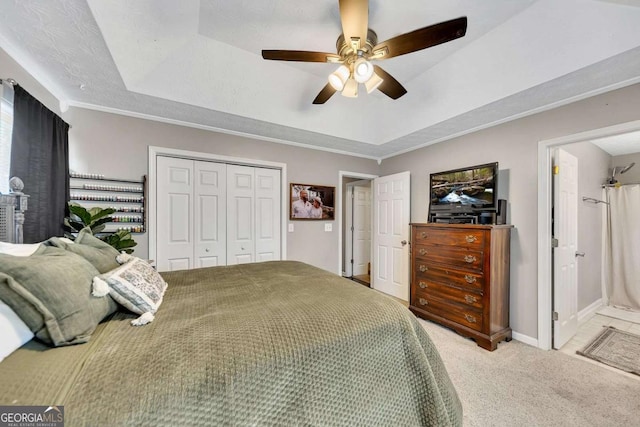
[156,156,281,272]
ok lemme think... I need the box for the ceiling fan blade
[313,83,337,104]
[373,65,407,100]
[372,17,467,60]
[262,50,341,63]
[339,0,369,51]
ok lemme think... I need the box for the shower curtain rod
[0,78,16,85]
[602,182,640,187]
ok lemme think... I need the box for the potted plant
[64,203,137,254]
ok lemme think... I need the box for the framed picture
[290,183,335,220]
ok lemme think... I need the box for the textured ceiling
[591,130,640,156]
[1,0,640,160]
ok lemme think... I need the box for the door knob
[575,251,585,257]
[401,240,407,246]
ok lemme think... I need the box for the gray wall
[64,107,379,272]
[562,142,610,311]
[611,152,640,184]
[380,82,640,339]
[6,42,640,340]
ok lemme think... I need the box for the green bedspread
[0,261,461,426]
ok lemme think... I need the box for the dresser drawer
[414,228,484,248]
[413,281,483,309]
[414,264,484,291]
[412,294,483,332]
[414,245,484,271]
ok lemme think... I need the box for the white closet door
[156,156,194,272]
[227,165,255,265]
[255,167,281,262]
[194,161,226,268]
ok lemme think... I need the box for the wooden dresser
[410,223,513,351]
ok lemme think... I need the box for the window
[0,81,14,194]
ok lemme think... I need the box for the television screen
[429,162,498,213]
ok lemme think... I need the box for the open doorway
[538,119,640,350]
[337,171,377,286]
[345,179,372,286]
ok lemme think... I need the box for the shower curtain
[603,184,640,311]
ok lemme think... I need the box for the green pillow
[48,228,120,273]
[0,246,117,347]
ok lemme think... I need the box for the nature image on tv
[431,166,495,206]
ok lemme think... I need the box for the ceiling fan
[261,0,467,104]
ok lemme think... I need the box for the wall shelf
[69,174,147,234]
[70,173,143,184]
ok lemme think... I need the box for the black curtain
[10,85,69,243]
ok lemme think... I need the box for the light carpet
[578,327,640,376]
[418,318,640,427]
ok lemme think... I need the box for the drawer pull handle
[464,314,477,323]
[464,255,477,263]
[464,294,478,304]
[420,232,428,238]
[464,275,477,284]
[418,281,428,289]
[465,235,478,243]
[418,248,428,256]
[419,265,428,272]
[419,298,428,306]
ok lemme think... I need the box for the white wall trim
[148,146,288,265]
[380,76,640,160]
[537,119,640,350]
[70,101,379,161]
[511,331,538,348]
[578,299,603,325]
[337,171,378,276]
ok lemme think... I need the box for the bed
[0,183,461,426]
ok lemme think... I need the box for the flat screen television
[429,162,498,215]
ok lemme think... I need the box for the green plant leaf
[67,220,86,232]
[92,224,107,234]
[89,207,116,222]
[116,239,137,249]
[91,217,113,229]
[68,205,91,225]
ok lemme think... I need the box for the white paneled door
[372,171,411,301]
[553,148,579,349]
[227,165,255,265]
[156,156,194,272]
[194,161,226,268]
[227,165,281,265]
[156,157,281,271]
[254,167,281,262]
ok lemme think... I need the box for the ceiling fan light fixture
[364,72,384,93]
[353,58,374,83]
[341,78,358,98]
[328,65,350,91]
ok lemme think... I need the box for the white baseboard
[512,331,539,348]
[578,299,603,325]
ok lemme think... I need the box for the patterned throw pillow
[93,256,167,326]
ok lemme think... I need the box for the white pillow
[0,242,41,256]
[92,256,167,326]
[0,300,34,362]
